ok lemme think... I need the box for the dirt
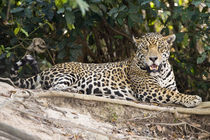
[0,81,209,140]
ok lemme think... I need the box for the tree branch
[32,90,210,115]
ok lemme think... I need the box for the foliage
[0,0,209,100]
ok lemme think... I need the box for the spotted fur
[10,33,202,107]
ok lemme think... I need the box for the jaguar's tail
[10,55,41,89]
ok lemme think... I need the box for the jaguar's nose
[149,57,158,62]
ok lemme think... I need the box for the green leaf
[57,8,65,14]
[62,0,68,4]
[197,57,204,64]
[128,4,139,13]
[154,0,160,8]
[90,0,101,3]
[10,7,24,13]
[89,4,102,16]
[197,52,207,64]
[140,0,152,6]
[65,11,75,30]
[0,45,5,55]
[118,5,127,12]
[127,16,133,27]
[108,7,118,16]
[45,20,55,31]
[6,52,11,58]
[14,27,20,35]
[190,67,195,74]
[55,0,62,8]
[117,17,123,25]
[113,13,118,18]
[69,0,77,8]
[76,0,89,16]
[129,13,141,23]
[204,46,210,51]
[24,7,32,18]
[55,0,67,8]
[182,34,189,46]
[20,28,29,37]
[192,1,202,7]
[67,24,75,30]
[66,7,72,11]
[65,11,75,24]
[0,45,5,51]
[99,4,107,12]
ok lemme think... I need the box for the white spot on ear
[133,36,141,43]
[132,35,136,43]
[165,34,176,44]
[132,36,142,48]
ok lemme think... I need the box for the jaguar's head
[133,33,176,76]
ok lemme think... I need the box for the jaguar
[10,33,202,107]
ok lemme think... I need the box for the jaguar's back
[11,58,136,100]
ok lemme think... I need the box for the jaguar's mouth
[149,64,159,71]
[146,64,162,74]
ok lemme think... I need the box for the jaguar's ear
[132,36,141,45]
[163,34,176,45]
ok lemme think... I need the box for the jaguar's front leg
[135,85,201,107]
[130,77,202,107]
